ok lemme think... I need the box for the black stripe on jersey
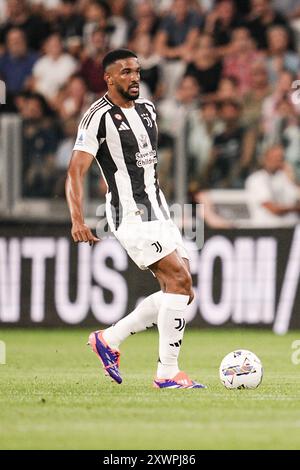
[80,98,108,129]
[85,102,108,129]
[109,107,157,222]
[135,103,169,220]
[139,100,157,120]
[97,112,107,140]
[80,99,105,129]
[143,101,156,114]
[95,140,123,229]
[82,101,108,130]
[135,102,157,143]
[103,94,114,106]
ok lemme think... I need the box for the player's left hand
[71,222,100,246]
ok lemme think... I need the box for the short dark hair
[102,49,138,71]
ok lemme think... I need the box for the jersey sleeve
[73,109,105,157]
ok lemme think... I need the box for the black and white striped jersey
[73,93,170,231]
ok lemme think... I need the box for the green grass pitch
[0,328,300,450]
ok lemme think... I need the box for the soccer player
[65,49,205,389]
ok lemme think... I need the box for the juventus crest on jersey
[73,93,170,231]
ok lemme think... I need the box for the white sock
[157,293,189,379]
[102,291,163,349]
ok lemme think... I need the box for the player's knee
[169,267,192,296]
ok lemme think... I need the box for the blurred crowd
[0,0,300,218]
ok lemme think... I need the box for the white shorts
[113,217,189,270]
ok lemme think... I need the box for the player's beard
[116,83,139,101]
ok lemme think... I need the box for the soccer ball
[219,349,263,389]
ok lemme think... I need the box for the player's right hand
[71,222,100,245]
